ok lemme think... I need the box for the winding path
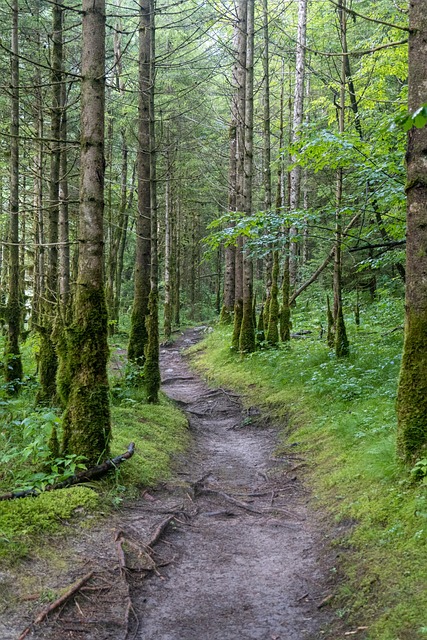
[131,328,330,639]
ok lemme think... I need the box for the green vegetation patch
[190,296,427,640]
[111,396,189,489]
[0,486,98,560]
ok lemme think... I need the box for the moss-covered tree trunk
[231,0,247,350]
[266,250,279,346]
[334,3,349,359]
[396,1,427,462]
[4,0,23,391]
[163,129,173,341]
[37,0,63,405]
[280,247,291,343]
[62,0,111,464]
[239,0,256,354]
[128,0,151,364]
[143,0,160,404]
[221,26,238,325]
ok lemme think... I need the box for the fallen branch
[0,443,135,501]
[197,487,263,515]
[18,571,94,640]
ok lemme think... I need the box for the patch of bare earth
[2,328,333,640]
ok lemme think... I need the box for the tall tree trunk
[37,0,63,404]
[173,199,181,326]
[62,0,111,464]
[128,0,151,364]
[396,1,427,461]
[289,0,308,288]
[5,0,23,390]
[262,0,273,326]
[144,0,160,403]
[221,9,239,325]
[163,127,173,340]
[231,0,247,350]
[239,0,255,353]
[32,49,44,328]
[334,1,349,358]
[59,68,70,312]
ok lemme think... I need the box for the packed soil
[2,328,334,640]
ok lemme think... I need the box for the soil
[1,327,334,640]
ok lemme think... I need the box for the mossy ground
[187,293,427,640]
[0,330,189,568]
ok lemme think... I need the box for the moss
[335,303,350,358]
[48,426,60,460]
[266,253,280,346]
[127,305,148,365]
[36,329,58,405]
[55,321,72,407]
[327,295,335,348]
[280,255,291,342]
[219,305,233,325]
[239,298,256,353]
[61,285,111,465]
[257,305,265,345]
[263,294,271,335]
[164,290,172,341]
[231,299,243,350]
[0,486,98,560]
[144,289,160,404]
[397,310,427,461]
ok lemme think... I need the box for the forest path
[6,328,332,640]
[127,327,331,639]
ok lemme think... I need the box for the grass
[188,293,427,640]
[0,331,189,565]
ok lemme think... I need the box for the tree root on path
[17,571,95,640]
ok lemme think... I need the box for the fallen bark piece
[317,593,333,609]
[344,628,369,636]
[18,571,95,640]
[0,443,135,501]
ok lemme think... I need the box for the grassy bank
[188,297,427,640]
[0,336,189,565]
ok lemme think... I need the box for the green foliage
[0,487,98,561]
[190,294,426,640]
[397,103,427,132]
[411,459,427,483]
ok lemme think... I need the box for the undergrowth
[189,292,427,640]
[0,331,188,565]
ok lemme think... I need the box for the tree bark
[239,0,256,353]
[37,0,63,404]
[144,0,160,403]
[62,0,111,464]
[289,0,308,288]
[231,0,247,350]
[128,0,151,364]
[396,1,427,461]
[5,0,23,390]
[334,1,349,358]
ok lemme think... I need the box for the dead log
[0,443,135,501]
[18,571,94,640]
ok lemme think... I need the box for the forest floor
[3,327,336,640]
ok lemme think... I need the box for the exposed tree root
[18,571,95,640]
[0,443,135,501]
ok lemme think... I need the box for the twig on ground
[18,571,95,640]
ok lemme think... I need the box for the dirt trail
[3,328,332,640]
[130,327,331,639]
